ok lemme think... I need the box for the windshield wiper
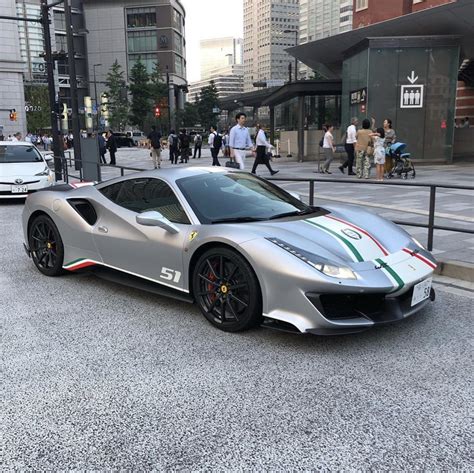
[267,208,316,220]
[210,216,267,224]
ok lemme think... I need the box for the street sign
[212,107,220,114]
[350,87,367,105]
[400,70,424,109]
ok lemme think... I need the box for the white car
[0,141,55,198]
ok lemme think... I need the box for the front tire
[193,248,262,332]
[28,214,65,276]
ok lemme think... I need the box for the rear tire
[28,214,65,276]
[193,248,262,332]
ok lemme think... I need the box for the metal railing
[269,177,474,251]
[56,156,473,252]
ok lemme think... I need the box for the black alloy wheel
[193,248,262,332]
[29,215,65,276]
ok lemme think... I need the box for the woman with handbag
[251,124,279,176]
[355,118,373,179]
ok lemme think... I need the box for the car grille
[0,180,40,185]
[307,288,416,323]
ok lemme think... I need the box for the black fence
[58,157,474,252]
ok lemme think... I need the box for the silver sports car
[22,167,436,335]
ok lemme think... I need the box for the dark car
[114,133,135,148]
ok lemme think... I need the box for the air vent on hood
[67,199,97,225]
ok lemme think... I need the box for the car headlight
[411,237,425,250]
[266,238,357,280]
[35,166,51,176]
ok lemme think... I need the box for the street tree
[104,60,129,131]
[175,102,200,129]
[196,81,220,130]
[129,58,151,130]
[24,85,50,132]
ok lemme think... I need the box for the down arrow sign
[407,70,419,84]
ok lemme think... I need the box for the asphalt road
[2,200,472,470]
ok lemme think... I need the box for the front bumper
[0,177,54,199]
[305,286,435,335]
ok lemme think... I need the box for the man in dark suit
[106,130,117,165]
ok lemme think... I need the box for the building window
[128,53,157,74]
[127,30,157,53]
[126,7,156,28]
[174,55,184,77]
[173,9,182,32]
[174,32,183,55]
[355,0,368,11]
[53,11,66,31]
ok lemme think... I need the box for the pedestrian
[252,123,279,175]
[193,132,202,159]
[168,129,178,163]
[12,132,22,142]
[355,118,373,179]
[371,127,386,181]
[208,126,222,166]
[147,125,163,169]
[463,116,470,128]
[383,118,396,175]
[25,133,32,143]
[229,112,254,170]
[321,124,335,174]
[339,117,357,175]
[98,132,107,164]
[222,129,231,159]
[106,130,117,165]
[178,129,191,164]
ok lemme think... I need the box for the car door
[92,177,191,291]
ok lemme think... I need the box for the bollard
[287,139,292,158]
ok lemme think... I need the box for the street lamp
[93,63,102,131]
[284,29,299,81]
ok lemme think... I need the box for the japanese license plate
[411,278,432,307]
[11,185,28,194]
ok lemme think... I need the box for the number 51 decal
[160,267,182,283]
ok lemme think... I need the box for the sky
[181,0,243,83]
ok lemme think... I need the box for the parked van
[126,130,146,146]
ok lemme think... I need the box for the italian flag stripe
[402,248,437,270]
[376,258,405,292]
[325,215,389,256]
[305,219,364,262]
[63,258,97,271]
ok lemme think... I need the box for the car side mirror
[136,211,180,234]
[44,152,54,162]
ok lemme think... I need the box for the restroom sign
[400,85,424,108]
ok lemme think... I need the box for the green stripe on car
[375,258,404,292]
[305,220,364,262]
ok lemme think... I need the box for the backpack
[169,134,177,148]
[180,134,190,148]
[213,133,223,149]
[195,134,202,144]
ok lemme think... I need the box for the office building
[188,64,244,104]
[0,0,26,137]
[299,0,353,78]
[243,0,300,92]
[83,0,187,115]
[200,37,243,81]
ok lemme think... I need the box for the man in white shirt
[339,117,358,175]
[229,112,254,170]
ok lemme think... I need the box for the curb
[436,260,474,283]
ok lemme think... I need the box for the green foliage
[129,58,151,130]
[149,63,168,106]
[196,81,220,131]
[24,85,51,132]
[104,60,129,131]
[175,102,200,129]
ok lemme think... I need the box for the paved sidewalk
[69,147,474,265]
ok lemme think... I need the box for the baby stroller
[386,142,416,179]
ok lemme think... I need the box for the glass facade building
[342,37,460,162]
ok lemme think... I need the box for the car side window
[99,178,190,224]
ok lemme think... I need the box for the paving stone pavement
[64,146,474,264]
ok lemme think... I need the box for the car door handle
[98,226,108,234]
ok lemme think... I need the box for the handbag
[225,160,240,169]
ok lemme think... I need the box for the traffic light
[9,109,17,121]
[154,106,161,118]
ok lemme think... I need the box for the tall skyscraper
[243,0,300,92]
[200,37,243,81]
[299,0,353,78]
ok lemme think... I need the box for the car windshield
[176,172,312,224]
[0,145,43,163]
